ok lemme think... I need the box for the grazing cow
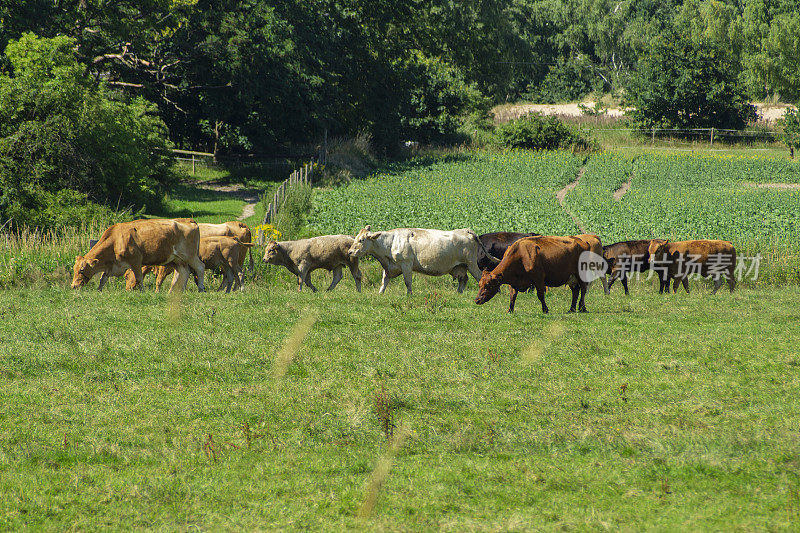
[72,218,205,293]
[573,233,609,294]
[264,235,363,292]
[197,221,254,272]
[475,236,589,313]
[348,226,497,295]
[603,239,666,295]
[648,239,737,294]
[125,236,254,292]
[477,232,540,271]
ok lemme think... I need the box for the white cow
[347,225,496,295]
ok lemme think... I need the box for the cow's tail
[467,229,502,266]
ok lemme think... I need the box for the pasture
[1,148,800,529]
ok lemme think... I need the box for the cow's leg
[456,273,468,293]
[379,269,393,294]
[621,273,630,295]
[728,270,736,293]
[401,264,413,296]
[303,269,319,292]
[97,271,110,292]
[535,284,548,314]
[681,277,690,293]
[327,266,343,291]
[607,272,617,292]
[578,282,588,312]
[155,268,170,292]
[348,261,363,293]
[297,276,303,292]
[130,264,145,292]
[169,265,189,293]
[599,274,609,295]
[712,276,724,294]
[508,287,518,313]
[569,283,580,312]
[188,257,205,292]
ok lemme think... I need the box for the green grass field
[2,149,800,529]
[1,279,799,530]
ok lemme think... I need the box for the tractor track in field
[613,171,634,201]
[556,166,586,233]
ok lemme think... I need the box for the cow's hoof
[579,307,587,313]
[568,308,576,313]
[542,308,549,314]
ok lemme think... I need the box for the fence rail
[258,162,315,244]
[588,127,779,144]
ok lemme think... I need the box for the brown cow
[125,236,255,292]
[603,239,667,295]
[72,219,205,293]
[264,235,362,292]
[197,222,254,272]
[648,239,737,294]
[475,236,590,313]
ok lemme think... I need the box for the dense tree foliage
[2,0,798,155]
[624,29,756,129]
[0,34,174,228]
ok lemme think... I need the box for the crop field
[2,149,800,530]
[312,150,800,285]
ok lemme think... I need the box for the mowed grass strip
[1,272,799,530]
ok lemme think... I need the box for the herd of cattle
[71,218,737,313]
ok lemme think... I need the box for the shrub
[494,113,595,151]
[0,33,175,229]
[778,107,800,158]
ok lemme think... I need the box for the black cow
[477,232,540,271]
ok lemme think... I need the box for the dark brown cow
[477,232,540,271]
[648,239,737,294]
[603,239,666,295]
[475,236,590,313]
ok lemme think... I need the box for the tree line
[1,0,799,227]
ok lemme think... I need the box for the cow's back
[294,235,353,264]
[405,228,477,273]
[513,236,584,287]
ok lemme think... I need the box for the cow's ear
[88,258,99,267]
[364,225,371,232]
[368,231,381,240]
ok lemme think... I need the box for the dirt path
[613,171,633,201]
[195,181,261,221]
[556,167,586,233]
[492,101,795,123]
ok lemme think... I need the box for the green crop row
[311,149,800,284]
[310,151,583,235]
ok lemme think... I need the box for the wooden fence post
[652,128,656,144]
[710,128,715,145]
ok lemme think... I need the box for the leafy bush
[494,113,595,151]
[0,33,175,229]
[778,107,800,157]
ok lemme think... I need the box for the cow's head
[71,256,100,288]
[475,269,501,305]
[263,241,284,265]
[348,225,379,258]
[648,240,670,266]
